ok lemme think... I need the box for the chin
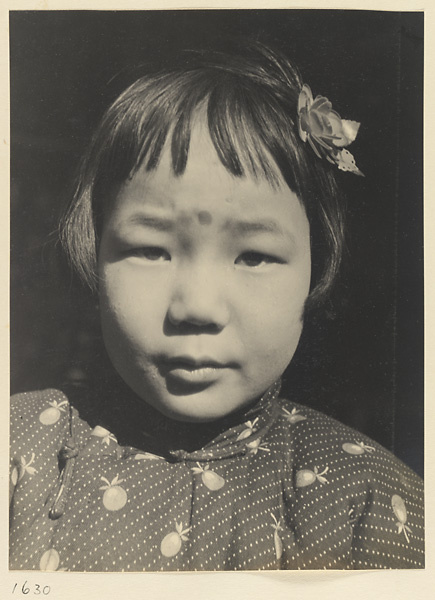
[123,364,277,423]
[141,386,253,424]
[153,397,237,424]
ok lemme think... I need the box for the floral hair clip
[297,84,364,176]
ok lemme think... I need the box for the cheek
[250,259,310,327]
[242,262,310,366]
[255,307,304,387]
[256,299,304,362]
[98,266,165,350]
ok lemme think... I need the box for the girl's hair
[60,40,345,312]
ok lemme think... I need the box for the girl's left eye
[235,252,281,268]
[131,247,171,261]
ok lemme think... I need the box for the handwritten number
[11,583,50,595]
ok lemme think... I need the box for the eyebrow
[120,213,291,238]
[123,214,174,231]
[224,218,287,236]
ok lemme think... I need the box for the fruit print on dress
[392,494,412,543]
[9,388,425,571]
[39,548,67,571]
[271,513,283,559]
[236,417,259,441]
[191,462,225,490]
[11,453,37,485]
[282,407,307,424]
[91,426,117,446]
[160,521,191,558]
[342,441,375,455]
[39,400,68,425]
[246,438,271,455]
[134,452,163,460]
[295,466,329,488]
[100,475,128,511]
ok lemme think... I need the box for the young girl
[9,41,424,571]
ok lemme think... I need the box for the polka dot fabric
[10,387,424,571]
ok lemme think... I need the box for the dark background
[10,10,424,476]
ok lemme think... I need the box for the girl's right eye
[130,247,171,261]
[235,251,282,268]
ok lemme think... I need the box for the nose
[167,265,230,331]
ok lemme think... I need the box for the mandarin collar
[71,379,282,462]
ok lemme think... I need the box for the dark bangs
[60,44,344,309]
[92,67,305,194]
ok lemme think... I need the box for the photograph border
[2,1,432,599]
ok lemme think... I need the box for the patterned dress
[9,382,424,571]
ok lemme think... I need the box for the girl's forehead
[110,143,309,245]
[107,117,307,233]
[121,163,294,218]
[123,122,287,208]
[158,119,232,184]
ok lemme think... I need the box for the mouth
[158,356,237,386]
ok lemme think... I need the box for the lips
[158,356,236,386]
[166,356,226,368]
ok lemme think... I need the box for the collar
[70,379,282,463]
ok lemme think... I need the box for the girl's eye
[235,252,281,268]
[131,247,171,261]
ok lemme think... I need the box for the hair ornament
[298,84,364,176]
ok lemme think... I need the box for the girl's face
[98,121,311,422]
